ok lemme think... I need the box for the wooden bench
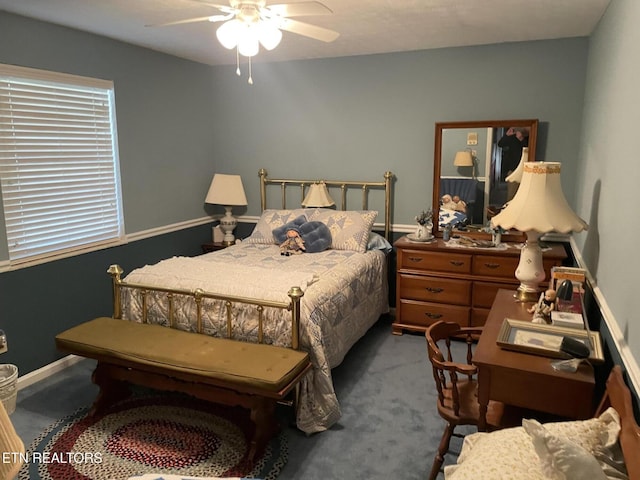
[55,316,312,460]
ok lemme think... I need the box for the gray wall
[576,0,639,378]
[0,10,605,376]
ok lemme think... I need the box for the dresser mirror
[432,119,538,239]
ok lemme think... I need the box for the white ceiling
[0,0,612,66]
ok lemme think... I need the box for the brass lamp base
[513,287,540,303]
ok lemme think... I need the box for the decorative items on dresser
[392,236,566,335]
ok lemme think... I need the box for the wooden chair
[425,321,508,480]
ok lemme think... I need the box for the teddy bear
[280,228,306,256]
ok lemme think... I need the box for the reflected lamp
[205,174,248,245]
[301,182,335,208]
[491,162,588,302]
[453,149,474,167]
[505,146,530,184]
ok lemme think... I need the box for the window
[0,64,124,266]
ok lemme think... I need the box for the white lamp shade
[257,20,282,50]
[205,174,248,206]
[506,147,529,183]
[216,19,243,49]
[302,182,335,207]
[453,150,474,166]
[491,162,588,234]
[238,24,260,57]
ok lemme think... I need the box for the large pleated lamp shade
[491,162,588,301]
[205,174,248,245]
[301,182,335,207]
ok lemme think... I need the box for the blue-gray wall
[0,9,615,378]
[575,0,639,388]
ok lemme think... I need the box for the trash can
[0,364,18,414]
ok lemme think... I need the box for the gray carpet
[11,315,469,479]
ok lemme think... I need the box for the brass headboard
[258,169,394,241]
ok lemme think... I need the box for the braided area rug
[18,393,287,480]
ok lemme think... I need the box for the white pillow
[307,208,377,253]
[244,209,307,244]
[445,407,622,480]
[523,418,608,480]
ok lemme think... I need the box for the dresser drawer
[400,250,471,274]
[398,299,470,327]
[398,274,471,305]
[472,255,519,278]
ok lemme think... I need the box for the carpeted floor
[11,315,469,479]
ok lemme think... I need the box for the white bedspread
[120,242,389,434]
[124,256,319,303]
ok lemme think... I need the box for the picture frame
[496,318,604,363]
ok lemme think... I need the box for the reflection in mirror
[432,119,538,238]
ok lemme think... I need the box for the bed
[108,169,394,434]
[444,365,640,480]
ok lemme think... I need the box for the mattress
[120,241,389,433]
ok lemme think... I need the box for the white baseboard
[16,354,85,391]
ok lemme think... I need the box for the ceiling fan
[149,1,340,83]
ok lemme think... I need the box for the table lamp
[491,162,588,302]
[301,182,335,207]
[205,173,248,245]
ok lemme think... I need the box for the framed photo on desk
[496,318,604,363]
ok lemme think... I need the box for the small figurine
[441,194,457,211]
[452,195,467,213]
[280,228,306,256]
[528,289,557,324]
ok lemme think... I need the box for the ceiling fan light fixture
[257,21,282,50]
[216,19,243,49]
[237,23,260,57]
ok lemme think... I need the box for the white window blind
[0,64,124,265]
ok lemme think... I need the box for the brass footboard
[107,264,304,350]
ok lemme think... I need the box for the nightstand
[201,242,227,254]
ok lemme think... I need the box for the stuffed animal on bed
[273,215,333,255]
[280,228,306,256]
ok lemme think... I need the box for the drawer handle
[425,312,443,319]
[408,256,423,263]
[483,262,501,269]
[450,261,464,266]
[425,287,444,294]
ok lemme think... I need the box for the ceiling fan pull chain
[248,56,253,85]
[235,46,241,77]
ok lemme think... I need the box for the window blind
[0,64,124,264]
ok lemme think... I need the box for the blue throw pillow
[299,221,332,253]
[272,215,307,244]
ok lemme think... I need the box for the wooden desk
[473,289,595,429]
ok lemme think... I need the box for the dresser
[392,236,566,335]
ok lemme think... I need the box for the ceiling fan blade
[146,13,233,28]
[186,1,237,15]
[267,1,333,17]
[277,17,340,42]
[146,15,218,27]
